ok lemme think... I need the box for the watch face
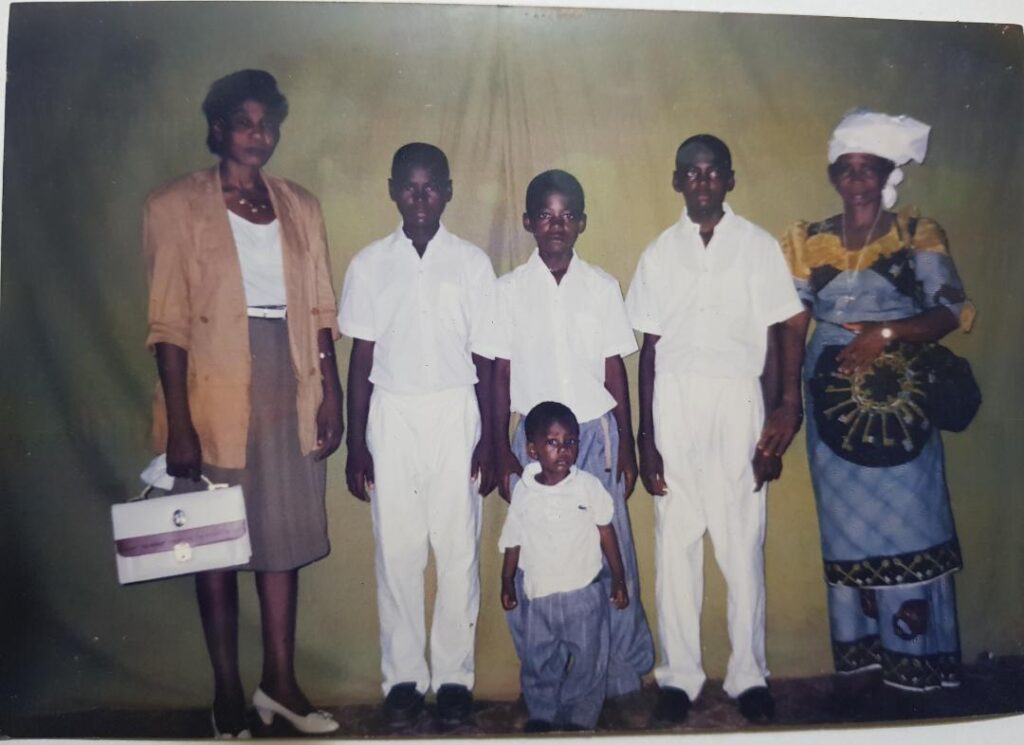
[881,327,894,339]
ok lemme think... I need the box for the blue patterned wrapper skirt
[805,325,962,691]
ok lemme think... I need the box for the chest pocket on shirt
[438,281,468,339]
[568,312,603,362]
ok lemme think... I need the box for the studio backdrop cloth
[1,2,1021,715]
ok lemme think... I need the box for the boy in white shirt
[483,170,654,712]
[337,143,497,729]
[625,134,805,725]
[499,401,629,732]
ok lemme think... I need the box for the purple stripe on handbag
[115,520,247,557]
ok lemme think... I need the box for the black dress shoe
[737,686,775,723]
[651,686,691,724]
[435,684,474,727]
[523,719,552,733]
[383,682,424,728]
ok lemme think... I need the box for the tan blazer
[144,166,339,469]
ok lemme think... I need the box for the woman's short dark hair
[524,401,581,441]
[202,69,289,155]
[525,169,585,217]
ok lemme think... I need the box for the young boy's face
[672,154,734,221]
[523,191,587,261]
[389,164,452,231]
[526,420,580,485]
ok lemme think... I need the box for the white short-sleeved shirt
[478,250,638,423]
[497,463,615,600]
[227,212,287,308]
[625,204,803,379]
[337,223,497,395]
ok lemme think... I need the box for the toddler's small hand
[610,578,629,610]
[501,579,518,611]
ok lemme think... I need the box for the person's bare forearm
[346,339,374,448]
[778,310,810,409]
[473,353,494,450]
[877,306,960,343]
[155,341,201,478]
[318,328,342,402]
[598,524,626,584]
[492,358,513,452]
[501,546,521,583]
[760,325,781,412]
[604,356,635,452]
[637,334,659,446]
[155,342,193,432]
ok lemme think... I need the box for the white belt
[247,305,287,319]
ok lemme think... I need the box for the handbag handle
[132,474,229,502]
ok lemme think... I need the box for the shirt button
[199,316,209,323]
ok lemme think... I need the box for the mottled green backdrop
[2,1,1021,716]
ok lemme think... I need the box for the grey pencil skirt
[171,317,330,571]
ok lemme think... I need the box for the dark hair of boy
[675,134,733,174]
[202,69,289,156]
[525,169,585,217]
[524,401,581,441]
[391,142,451,181]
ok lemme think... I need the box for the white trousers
[367,385,482,696]
[652,372,769,700]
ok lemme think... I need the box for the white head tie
[827,109,931,208]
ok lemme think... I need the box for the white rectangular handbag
[111,476,252,584]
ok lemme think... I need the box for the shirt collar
[391,221,451,258]
[678,201,735,237]
[522,461,580,491]
[526,247,581,285]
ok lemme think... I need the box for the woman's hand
[496,445,524,503]
[167,424,202,482]
[617,438,639,501]
[345,440,375,502]
[837,322,890,374]
[314,392,343,461]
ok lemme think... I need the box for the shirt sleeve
[337,255,376,342]
[308,197,340,339]
[909,217,973,330]
[585,476,615,526]
[758,236,807,325]
[468,258,503,360]
[602,278,640,358]
[625,248,663,336]
[779,222,814,310]
[497,494,525,552]
[143,194,193,352]
[467,252,499,358]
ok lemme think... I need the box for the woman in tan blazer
[144,70,342,736]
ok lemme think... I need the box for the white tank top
[227,210,286,308]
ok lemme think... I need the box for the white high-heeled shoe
[252,687,340,734]
[211,711,251,739]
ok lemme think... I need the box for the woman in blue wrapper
[778,110,975,701]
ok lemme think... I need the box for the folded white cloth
[140,454,176,490]
[827,109,931,209]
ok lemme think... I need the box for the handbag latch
[173,542,193,562]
